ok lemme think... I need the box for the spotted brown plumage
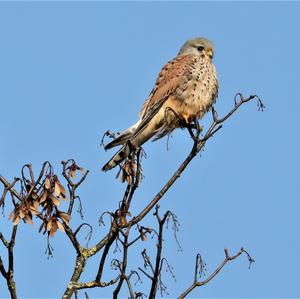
[102,37,218,171]
[140,54,196,118]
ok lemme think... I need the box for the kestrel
[102,37,218,171]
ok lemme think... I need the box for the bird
[102,37,219,171]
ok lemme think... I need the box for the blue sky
[0,1,300,298]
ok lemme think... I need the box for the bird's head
[178,37,215,61]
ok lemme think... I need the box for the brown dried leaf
[59,193,66,201]
[9,206,24,225]
[59,185,67,201]
[46,220,52,231]
[51,219,58,232]
[31,192,38,200]
[19,209,25,219]
[49,219,58,237]
[119,216,127,227]
[8,210,15,220]
[54,182,61,197]
[69,169,76,178]
[50,195,60,206]
[39,191,48,203]
[119,159,137,185]
[60,184,66,196]
[45,177,51,190]
[49,230,56,237]
[29,206,39,216]
[24,214,33,224]
[33,200,39,210]
[57,221,65,232]
[12,215,20,226]
[58,212,70,225]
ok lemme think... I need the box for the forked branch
[0,226,18,299]
[131,94,263,225]
[0,93,261,299]
[178,247,255,298]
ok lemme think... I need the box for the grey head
[178,37,215,60]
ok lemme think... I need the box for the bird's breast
[175,59,218,121]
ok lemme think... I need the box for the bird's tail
[104,131,133,150]
[102,121,157,171]
[104,121,141,150]
[102,106,165,171]
[102,142,133,171]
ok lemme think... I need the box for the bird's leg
[186,116,202,142]
[179,112,190,127]
[165,107,183,128]
[193,117,202,138]
[176,112,201,142]
[164,108,201,142]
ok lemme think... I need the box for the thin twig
[178,247,254,298]
[0,232,9,248]
[0,177,21,205]
[61,160,89,215]
[130,94,262,226]
[71,277,120,290]
[113,228,131,299]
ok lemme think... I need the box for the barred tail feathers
[102,111,164,171]
[102,126,154,171]
[102,143,132,171]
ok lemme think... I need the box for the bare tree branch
[63,95,261,299]
[113,228,130,299]
[131,94,262,225]
[0,93,261,299]
[95,230,118,282]
[148,207,170,298]
[0,226,18,299]
[61,159,89,215]
[0,176,21,205]
[0,256,7,279]
[71,277,120,290]
[0,232,9,248]
[178,247,255,298]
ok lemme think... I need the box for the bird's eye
[197,46,204,51]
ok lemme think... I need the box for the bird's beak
[206,48,214,60]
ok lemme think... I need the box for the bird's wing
[131,54,195,137]
[102,55,198,171]
[140,54,195,118]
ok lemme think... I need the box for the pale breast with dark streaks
[174,55,218,121]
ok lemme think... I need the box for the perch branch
[131,94,262,225]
